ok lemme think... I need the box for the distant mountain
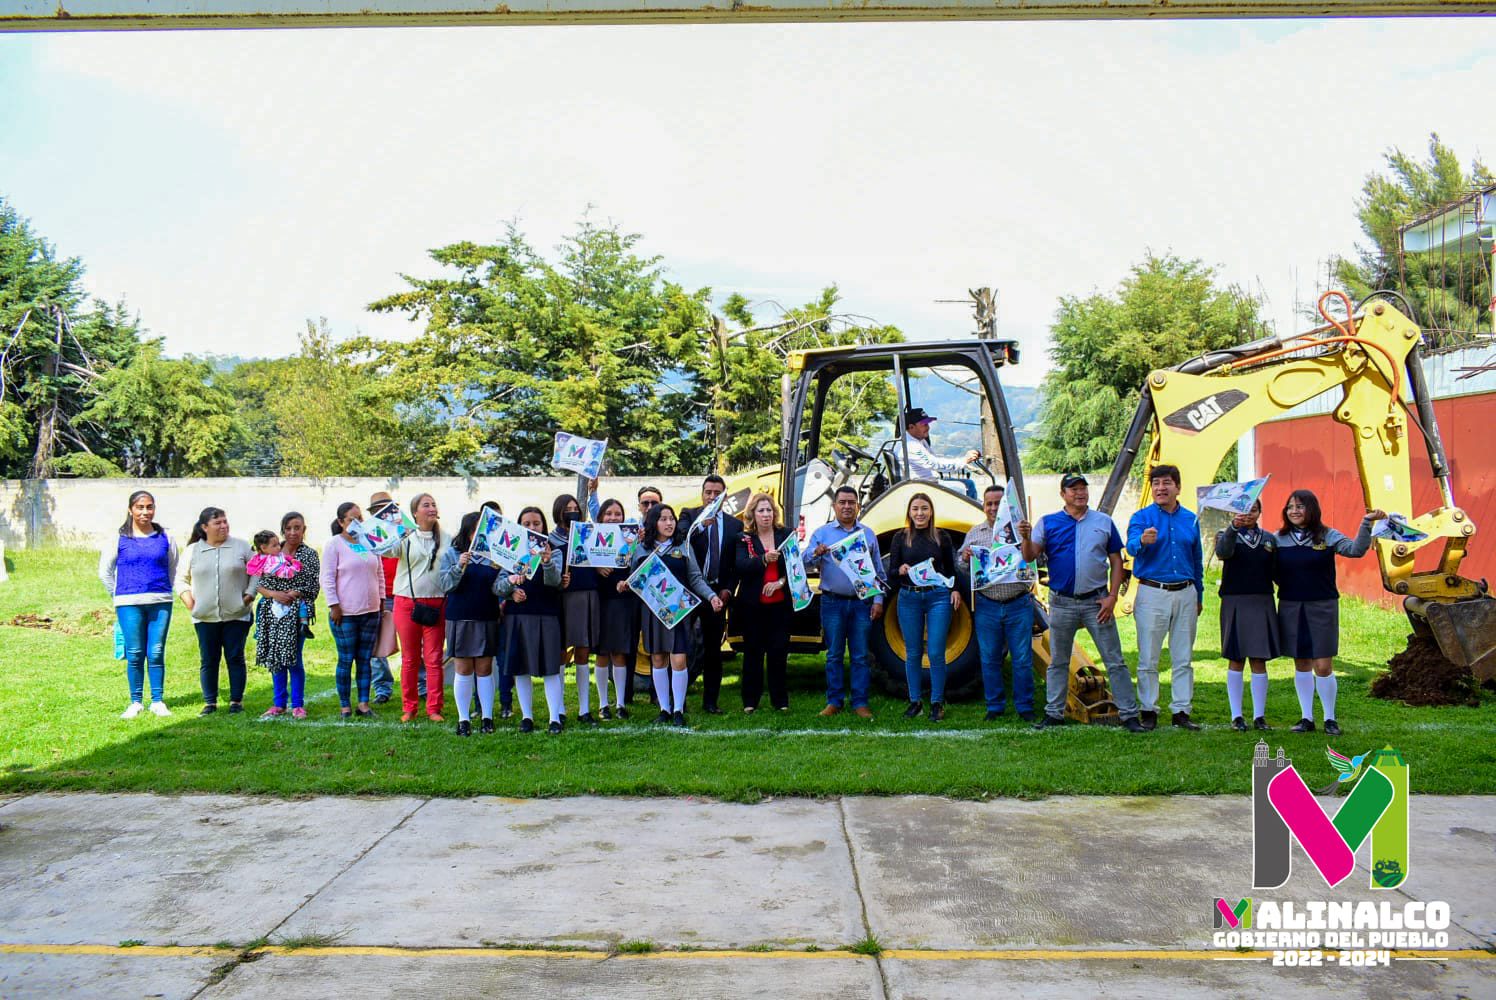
[906,373,1043,454]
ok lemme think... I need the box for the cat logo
[1162,389,1249,434]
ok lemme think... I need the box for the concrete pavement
[0,792,1492,998]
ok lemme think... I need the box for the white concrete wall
[0,476,700,550]
[0,471,1143,551]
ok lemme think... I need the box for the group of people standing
[1013,466,1380,735]
[100,466,1378,733]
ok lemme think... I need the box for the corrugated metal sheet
[1255,391,1496,609]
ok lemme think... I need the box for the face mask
[562,511,581,526]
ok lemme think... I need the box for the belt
[978,591,1032,604]
[1056,587,1106,601]
[1137,578,1192,592]
[904,584,945,593]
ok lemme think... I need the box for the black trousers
[196,619,251,705]
[738,599,791,710]
[695,601,729,710]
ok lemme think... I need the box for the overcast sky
[0,18,1489,386]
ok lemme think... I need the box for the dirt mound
[1371,633,1480,707]
[8,613,55,629]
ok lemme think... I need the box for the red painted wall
[1254,392,1496,609]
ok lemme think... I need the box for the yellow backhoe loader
[1097,292,1494,680]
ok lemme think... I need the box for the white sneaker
[149,701,171,717]
[121,702,145,719]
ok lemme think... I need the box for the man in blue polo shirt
[806,486,888,719]
[1018,473,1143,732]
[1126,463,1204,731]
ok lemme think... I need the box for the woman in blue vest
[1273,489,1383,737]
[99,490,179,719]
[1215,499,1277,732]
[439,511,504,736]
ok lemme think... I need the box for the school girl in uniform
[1215,499,1278,731]
[621,503,723,727]
[592,497,635,719]
[1273,489,1383,737]
[439,511,505,736]
[497,506,567,734]
[552,494,602,726]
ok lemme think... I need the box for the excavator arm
[1098,294,1494,678]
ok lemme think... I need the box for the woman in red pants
[393,492,451,722]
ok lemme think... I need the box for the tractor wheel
[868,589,982,701]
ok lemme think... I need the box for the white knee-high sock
[1294,671,1314,720]
[671,669,689,714]
[543,673,565,724]
[577,665,591,715]
[612,666,628,708]
[1315,674,1338,720]
[652,668,670,708]
[516,677,534,721]
[1250,673,1268,719]
[594,659,610,709]
[453,674,475,722]
[1226,671,1244,719]
[476,673,495,720]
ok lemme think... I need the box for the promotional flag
[907,558,955,589]
[970,543,1030,592]
[349,511,414,556]
[686,491,726,536]
[992,478,1025,544]
[567,521,642,569]
[1372,513,1429,544]
[551,432,608,479]
[473,510,544,577]
[826,529,883,600]
[778,534,814,612]
[626,551,700,629]
[1196,476,1271,515]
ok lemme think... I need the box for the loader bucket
[1405,596,1496,682]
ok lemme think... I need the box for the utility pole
[970,287,1004,476]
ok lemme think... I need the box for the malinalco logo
[1252,742,1410,890]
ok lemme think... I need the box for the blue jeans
[1044,592,1139,721]
[117,602,171,703]
[821,593,873,709]
[896,587,952,704]
[973,594,1035,713]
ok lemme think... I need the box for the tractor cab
[777,340,1027,536]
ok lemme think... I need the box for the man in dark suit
[676,474,742,714]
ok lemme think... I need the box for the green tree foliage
[0,201,141,477]
[356,218,718,476]
[1029,253,1265,475]
[270,321,415,478]
[711,287,903,473]
[79,341,243,477]
[1334,134,1493,341]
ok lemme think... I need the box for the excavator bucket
[1405,596,1496,682]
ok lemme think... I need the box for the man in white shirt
[902,407,979,498]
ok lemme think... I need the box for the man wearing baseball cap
[1018,473,1144,732]
[902,407,980,498]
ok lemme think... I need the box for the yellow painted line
[0,944,225,958]
[1,943,1491,962]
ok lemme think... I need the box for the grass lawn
[1,548,1491,800]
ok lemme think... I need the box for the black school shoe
[903,701,922,719]
[1034,714,1065,729]
[599,706,613,721]
[456,720,471,737]
[1172,712,1201,731]
[1139,710,1157,731]
[480,718,495,734]
[672,711,687,728]
[1231,717,1248,732]
[615,707,630,720]
[656,710,672,724]
[548,721,562,735]
[1122,717,1146,733]
[1323,719,1342,737]
[1254,717,1271,731]
[519,718,535,733]
[579,713,599,727]
[199,704,217,716]
[929,703,944,722]
[1290,718,1315,733]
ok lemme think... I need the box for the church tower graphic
[1253,741,1292,888]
